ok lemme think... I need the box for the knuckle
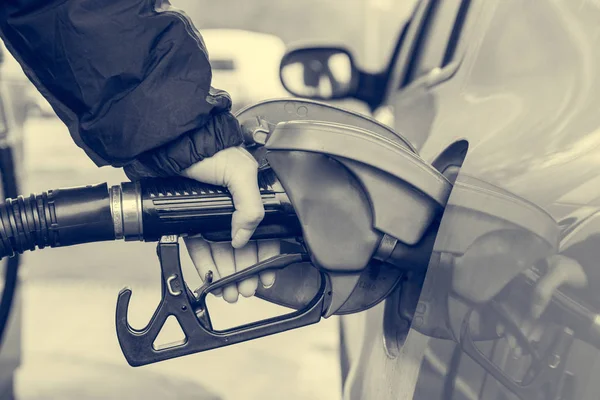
[243,208,265,224]
[211,245,232,258]
[234,147,259,166]
[260,271,276,280]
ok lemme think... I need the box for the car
[199,29,290,113]
[0,41,58,400]
[278,0,600,399]
[0,45,55,123]
[0,42,31,400]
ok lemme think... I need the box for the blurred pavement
[14,117,341,400]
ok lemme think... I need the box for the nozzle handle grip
[133,173,301,242]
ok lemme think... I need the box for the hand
[529,254,587,319]
[181,146,278,303]
[499,254,588,350]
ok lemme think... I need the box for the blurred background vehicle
[0,45,54,125]
[200,29,289,112]
[173,0,412,116]
[0,41,32,400]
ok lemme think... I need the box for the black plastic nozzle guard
[115,235,326,367]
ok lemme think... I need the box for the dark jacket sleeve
[0,0,244,180]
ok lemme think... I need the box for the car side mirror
[279,46,359,101]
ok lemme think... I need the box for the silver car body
[340,0,600,399]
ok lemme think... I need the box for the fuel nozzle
[0,170,299,259]
[112,172,297,244]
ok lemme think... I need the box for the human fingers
[209,242,238,303]
[531,255,587,318]
[181,147,264,249]
[225,148,264,248]
[183,236,222,297]
[234,241,259,297]
[257,239,280,288]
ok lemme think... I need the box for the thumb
[224,149,265,248]
[531,255,587,318]
[182,147,265,248]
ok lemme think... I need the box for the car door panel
[342,0,600,399]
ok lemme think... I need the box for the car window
[0,96,8,139]
[210,59,236,71]
[402,0,472,87]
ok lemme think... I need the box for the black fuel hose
[0,170,301,259]
[0,145,20,350]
